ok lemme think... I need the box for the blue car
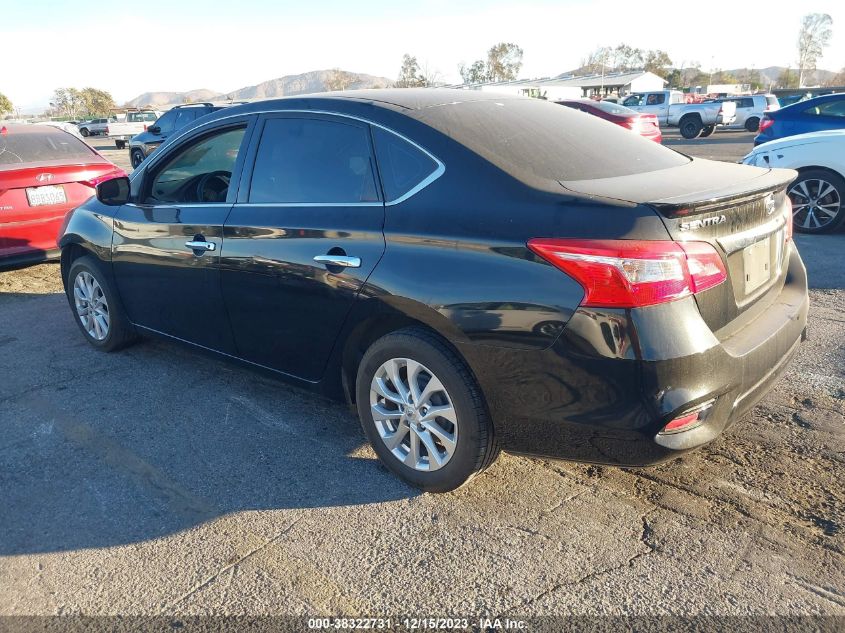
[755,93,845,145]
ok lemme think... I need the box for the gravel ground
[0,129,843,629]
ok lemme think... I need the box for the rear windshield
[590,100,637,116]
[416,98,688,182]
[0,127,95,168]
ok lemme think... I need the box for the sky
[2,0,843,112]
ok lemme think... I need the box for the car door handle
[185,240,216,251]
[313,255,361,268]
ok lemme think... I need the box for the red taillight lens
[526,239,727,308]
[759,117,774,132]
[79,168,127,189]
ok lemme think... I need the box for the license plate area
[742,236,771,294]
[26,185,66,207]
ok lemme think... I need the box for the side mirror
[96,176,131,206]
[148,125,161,134]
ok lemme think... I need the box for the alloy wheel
[73,271,110,341]
[369,358,458,472]
[789,178,841,231]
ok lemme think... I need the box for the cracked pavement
[1,134,843,620]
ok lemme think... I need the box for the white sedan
[742,130,845,234]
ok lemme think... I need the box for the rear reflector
[527,239,727,308]
[662,411,701,433]
[659,399,715,435]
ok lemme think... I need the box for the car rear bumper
[461,243,808,466]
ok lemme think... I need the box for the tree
[50,88,84,119]
[325,68,355,91]
[79,87,115,116]
[459,60,487,84]
[643,50,673,75]
[485,42,523,82]
[396,54,425,88]
[459,42,523,84]
[0,92,12,116]
[777,68,799,89]
[797,13,833,87]
[829,67,845,86]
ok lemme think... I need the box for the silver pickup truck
[622,90,737,139]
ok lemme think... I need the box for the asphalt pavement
[0,126,843,628]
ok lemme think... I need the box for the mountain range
[125,70,393,108]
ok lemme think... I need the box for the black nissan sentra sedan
[58,89,808,492]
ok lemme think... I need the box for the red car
[556,99,662,143]
[0,124,125,268]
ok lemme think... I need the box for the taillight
[759,117,774,132]
[526,239,727,308]
[79,168,127,189]
[659,400,715,435]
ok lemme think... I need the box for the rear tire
[679,116,703,139]
[788,169,845,234]
[66,255,138,352]
[745,117,760,132]
[356,327,498,492]
[115,140,126,150]
[699,124,715,138]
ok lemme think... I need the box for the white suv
[719,94,779,132]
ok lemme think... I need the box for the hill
[125,70,393,108]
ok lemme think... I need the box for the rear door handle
[185,240,216,251]
[313,255,361,268]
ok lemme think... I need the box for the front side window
[147,126,246,204]
[372,126,438,202]
[623,94,643,107]
[249,117,378,204]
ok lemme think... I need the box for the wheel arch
[792,165,845,181]
[331,298,475,407]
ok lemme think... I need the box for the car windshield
[0,126,95,169]
[416,98,688,182]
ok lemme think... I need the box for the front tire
[130,148,145,169]
[66,255,137,351]
[788,169,845,234]
[115,140,126,150]
[356,328,497,492]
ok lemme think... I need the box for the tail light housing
[79,168,127,189]
[527,239,727,308]
[759,116,774,132]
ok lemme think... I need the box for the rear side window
[127,112,158,123]
[765,95,779,108]
[249,117,379,204]
[174,109,199,130]
[0,127,94,168]
[645,93,665,105]
[372,126,439,202]
[416,99,689,182]
[804,99,845,117]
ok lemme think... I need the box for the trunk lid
[561,159,797,332]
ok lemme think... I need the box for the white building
[453,70,666,101]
